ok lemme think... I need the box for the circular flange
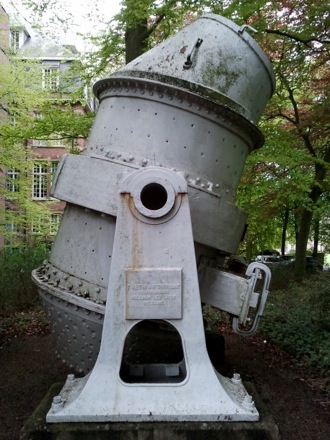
[132,177,176,219]
[121,167,186,225]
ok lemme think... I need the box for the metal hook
[238,24,258,35]
[183,38,203,70]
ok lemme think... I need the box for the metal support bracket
[200,262,271,336]
[232,262,271,336]
[46,166,259,423]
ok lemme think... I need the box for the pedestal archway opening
[119,320,187,384]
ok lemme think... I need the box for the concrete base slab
[20,382,280,440]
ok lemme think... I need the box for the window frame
[6,168,20,193]
[42,62,60,91]
[50,212,62,235]
[32,162,48,199]
[10,29,20,52]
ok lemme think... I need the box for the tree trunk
[281,208,289,256]
[125,21,148,63]
[245,238,253,263]
[295,208,313,278]
[313,219,319,258]
[295,145,330,278]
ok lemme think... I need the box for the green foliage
[203,304,231,330]
[8,1,330,266]
[0,54,93,242]
[235,0,330,270]
[29,102,94,141]
[260,272,330,378]
[75,0,243,81]
[0,244,49,315]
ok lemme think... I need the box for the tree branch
[265,29,330,46]
[146,0,178,38]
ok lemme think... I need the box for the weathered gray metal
[46,167,260,422]
[103,14,274,125]
[32,12,275,418]
[200,261,271,336]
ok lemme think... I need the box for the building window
[9,112,17,125]
[7,168,20,193]
[31,218,43,235]
[31,139,45,147]
[42,63,60,91]
[32,134,66,147]
[51,161,59,185]
[49,135,66,147]
[6,221,19,234]
[50,213,61,235]
[10,29,20,52]
[31,214,61,236]
[5,221,19,245]
[33,163,48,199]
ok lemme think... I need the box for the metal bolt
[242,394,255,409]
[232,373,242,385]
[53,395,62,404]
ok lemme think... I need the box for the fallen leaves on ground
[0,309,49,347]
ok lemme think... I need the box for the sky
[2,0,122,51]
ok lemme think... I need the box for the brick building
[0,4,89,247]
[0,4,10,247]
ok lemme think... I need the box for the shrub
[260,272,330,379]
[0,244,50,316]
[268,263,295,290]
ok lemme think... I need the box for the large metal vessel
[32,13,275,376]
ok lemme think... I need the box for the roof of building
[4,8,78,60]
[18,35,78,60]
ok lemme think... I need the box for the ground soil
[0,314,329,440]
